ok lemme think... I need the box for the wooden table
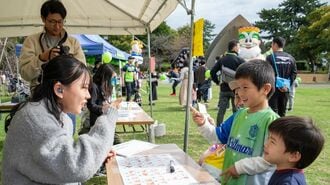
[106,144,219,185]
[116,102,155,142]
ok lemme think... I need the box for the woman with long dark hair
[88,64,115,127]
[86,63,122,144]
[2,55,121,185]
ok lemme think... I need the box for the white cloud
[165,0,329,35]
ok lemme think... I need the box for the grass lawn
[0,82,329,185]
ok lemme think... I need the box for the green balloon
[102,51,112,64]
[159,74,167,81]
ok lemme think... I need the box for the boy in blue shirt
[227,116,324,185]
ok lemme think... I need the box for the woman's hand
[110,98,122,109]
[102,103,111,113]
[105,150,116,163]
[190,106,206,127]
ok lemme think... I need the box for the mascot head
[130,40,143,56]
[238,26,263,61]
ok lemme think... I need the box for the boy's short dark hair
[41,0,67,19]
[228,40,239,52]
[272,37,286,48]
[268,116,324,169]
[235,59,275,98]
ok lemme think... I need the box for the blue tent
[15,34,129,60]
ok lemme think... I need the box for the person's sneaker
[170,93,176,96]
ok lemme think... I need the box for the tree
[0,38,19,75]
[129,22,178,71]
[296,5,330,71]
[255,8,284,40]
[174,19,216,56]
[256,0,324,41]
[176,24,191,48]
[255,0,326,62]
[104,35,132,53]
[152,21,177,36]
[203,19,216,52]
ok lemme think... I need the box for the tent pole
[0,38,8,67]
[147,27,153,118]
[118,60,122,97]
[183,0,195,153]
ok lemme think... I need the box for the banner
[193,18,204,57]
[149,57,156,72]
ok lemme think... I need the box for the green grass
[0,82,329,185]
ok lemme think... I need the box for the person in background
[2,55,121,185]
[192,60,279,185]
[179,61,190,110]
[167,66,180,96]
[148,71,159,105]
[19,0,86,134]
[86,63,122,176]
[86,63,122,144]
[192,83,197,107]
[19,0,86,92]
[224,116,324,185]
[122,56,136,102]
[287,78,299,111]
[195,58,209,103]
[266,37,297,117]
[210,40,245,126]
[133,61,142,106]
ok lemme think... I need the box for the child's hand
[208,117,215,125]
[222,165,239,182]
[190,106,205,126]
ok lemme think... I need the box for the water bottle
[111,86,117,101]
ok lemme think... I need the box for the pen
[169,160,175,173]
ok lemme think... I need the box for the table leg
[147,124,155,143]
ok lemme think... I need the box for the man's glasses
[46,19,65,26]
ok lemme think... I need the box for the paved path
[300,83,330,88]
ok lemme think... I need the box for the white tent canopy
[0,0,198,152]
[0,0,179,37]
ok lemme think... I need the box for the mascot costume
[238,26,265,61]
[130,40,143,64]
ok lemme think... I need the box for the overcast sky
[165,0,329,35]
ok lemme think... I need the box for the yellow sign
[193,18,204,57]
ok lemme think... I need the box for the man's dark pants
[125,82,134,101]
[217,91,237,126]
[269,89,289,117]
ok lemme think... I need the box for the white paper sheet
[112,140,158,157]
[116,154,197,185]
